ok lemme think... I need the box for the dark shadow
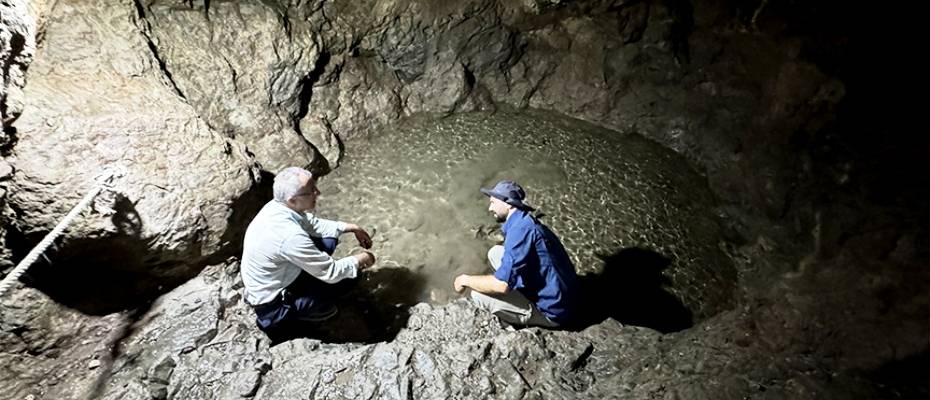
[201,169,273,266]
[10,196,187,315]
[264,267,428,345]
[571,247,693,333]
[8,171,272,315]
[80,305,154,400]
[1,125,17,155]
[866,351,929,399]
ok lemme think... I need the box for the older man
[241,167,375,338]
[454,180,580,328]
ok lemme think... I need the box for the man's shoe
[296,304,338,322]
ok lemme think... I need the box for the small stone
[0,160,13,180]
[88,359,101,369]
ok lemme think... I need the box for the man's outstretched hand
[355,251,376,270]
[345,223,373,249]
[453,274,468,294]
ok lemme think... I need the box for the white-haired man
[241,167,376,338]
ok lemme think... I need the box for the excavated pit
[314,109,737,333]
[5,109,737,343]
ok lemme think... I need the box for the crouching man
[454,180,580,328]
[241,167,375,339]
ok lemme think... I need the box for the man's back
[241,201,306,305]
[499,210,580,324]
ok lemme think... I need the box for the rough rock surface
[0,0,925,399]
[138,1,325,173]
[3,0,257,312]
[134,0,842,219]
[0,0,35,277]
[8,237,921,399]
[0,0,34,134]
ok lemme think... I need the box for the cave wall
[0,0,925,398]
[0,0,866,289]
[137,0,846,221]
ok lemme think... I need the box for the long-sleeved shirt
[493,209,580,325]
[241,200,358,305]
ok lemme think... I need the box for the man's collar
[501,208,526,235]
[272,200,306,220]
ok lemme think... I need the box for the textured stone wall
[0,0,924,399]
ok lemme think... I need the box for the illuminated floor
[318,109,735,319]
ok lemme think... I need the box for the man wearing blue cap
[453,180,580,328]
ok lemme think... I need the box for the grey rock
[0,159,12,179]
[0,286,128,399]
[8,0,257,288]
[94,262,270,400]
[140,0,324,173]
[0,0,35,135]
[303,54,405,167]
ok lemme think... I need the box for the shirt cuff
[338,255,359,279]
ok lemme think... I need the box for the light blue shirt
[241,200,358,305]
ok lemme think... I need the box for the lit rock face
[0,0,36,275]
[2,1,845,278]
[6,0,257,298]
[139,1,325,173]
[0,0,35,135]
[138,0,843,218]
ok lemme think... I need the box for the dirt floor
[316,110,736,320]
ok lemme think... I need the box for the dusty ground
[317,109,735,320]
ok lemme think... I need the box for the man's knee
[468,289,496,310]
[311,236,339,255]
[487,245,504,270]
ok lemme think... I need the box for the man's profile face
[488,196,511,223]
[289,176,320,212]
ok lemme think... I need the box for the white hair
[273,167,313,202]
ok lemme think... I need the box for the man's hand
[453,274,469,294]
[345,223,373,249]
[355,251,376,270]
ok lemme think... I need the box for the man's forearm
[342,223,360,233]
[462,274,508,294]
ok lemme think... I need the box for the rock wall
[0,0,35,278]
[0,0,34,135]
[136,0,843,219]
[1,0,852,295]
[0,0,925,399]
[3,0,258,311]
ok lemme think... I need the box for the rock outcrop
[135,0,843,219]
[4,0,258,312]
[0,0,34,134]
[0,0,35,278]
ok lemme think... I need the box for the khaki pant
[470,245,559,328]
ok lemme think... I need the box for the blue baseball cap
[480,180,536,211]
